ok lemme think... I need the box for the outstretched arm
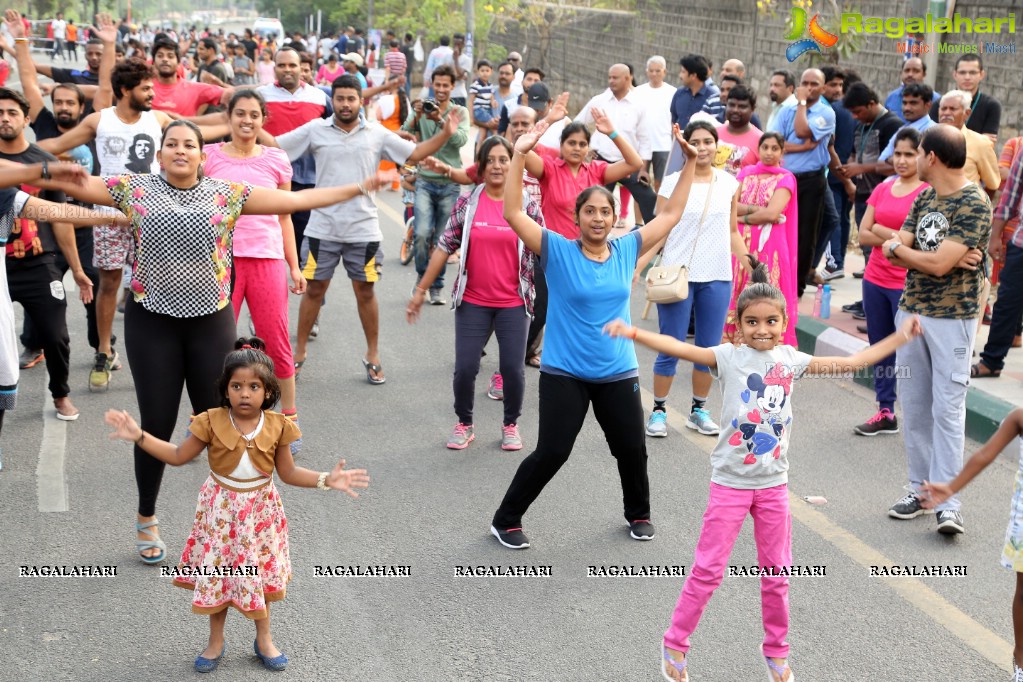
[36,112,100,155]
[242,174,387,215]
[603,319,718,367]
[31,174,116,207]
[636,124,698,258]
[21,195,127,227]
[406,108,462,163]
[105,409,207,466]
[921,408,1023,507]
[275,448,370,496]
[504,127,544,255]
[807,315,922,375]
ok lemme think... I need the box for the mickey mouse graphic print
[707,344,812,490]
[898,183,991,320]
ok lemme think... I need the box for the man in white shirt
[50,12,66,60]
[508,51,524,88]
[446,33,473,107]
[575,63,656,225]
[632,55,676,192]
[423,35,454,95]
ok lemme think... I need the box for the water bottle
[820,284,832,319]
[812,286,823,317]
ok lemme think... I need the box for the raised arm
[604,319,718,367]
[504,127,544,255]
[636,125,697,257]
[595,107,643,184]
[4,11,44,121]
[242,174,387,216]
[92,13,118,111]
[807,315,921,375]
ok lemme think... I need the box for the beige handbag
[645,175,715,304]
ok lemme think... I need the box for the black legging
[492,372,650,529]
[525,262,547,360]
[124,299,235,516]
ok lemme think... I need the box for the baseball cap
[343,52,364,67]
[525,82,551,112]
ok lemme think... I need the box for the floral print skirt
[1002,465,1023,572]
[172,475,291,619]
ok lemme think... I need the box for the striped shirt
[258,82,331,185]
[383,50,407,78]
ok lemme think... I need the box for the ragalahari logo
[785,6,839,61]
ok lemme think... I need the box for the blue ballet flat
[254,639,288,671]
[194,643,225,673]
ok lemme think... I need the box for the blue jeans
[826,184,852,271]
[862,279,902,411]
[654,280,732,376]
[414,179,461,290]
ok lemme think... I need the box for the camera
[422,98,440,115]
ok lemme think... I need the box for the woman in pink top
[724,132,798,346]
[522,110,643,239]
[203,89,307,452]
[852,127,928,437]
[315,54,344,85]
[406,137,542,452]
[256,48,275,85]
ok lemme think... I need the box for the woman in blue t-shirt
[489,121,698,550]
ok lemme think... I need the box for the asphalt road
[0,181,1017,682]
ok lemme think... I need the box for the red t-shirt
[462,193,522,308]
[864,179,929,290]
[538,155,608,239]
[151,79,223,116]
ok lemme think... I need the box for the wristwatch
[888,242,901,256]
[798,100,808,107]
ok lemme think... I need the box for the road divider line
[37,410,68,512]
[640,387,1012,672]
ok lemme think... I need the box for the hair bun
[749,262,769,284]
[235,336,266,351]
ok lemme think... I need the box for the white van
[252,17,284,41]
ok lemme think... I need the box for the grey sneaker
[446,422,475,450]
[500,424,522,451]
[888,492,933,520]
[646,410,668,437]
[936,509,965,535]
[487,372,504,400]
[89,352,111,391]
[429,288,446,305]
[686,407,720,435]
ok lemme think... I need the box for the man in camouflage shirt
[878,125,990,535]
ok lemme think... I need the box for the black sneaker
[629,519,655,541]
[853,269,865,279]
[490,525,530,549]
[888,492,932,519]
[854,409,899,436]
[936,509,965,535]
[429,289,446,306]
[841,300,864,314]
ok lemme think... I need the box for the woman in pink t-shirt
[522,110,643,239]
[315,54,344,85]
[407,137,543,453]
[203,89,307,452]
[854,127,928,437]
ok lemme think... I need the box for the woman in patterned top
[36,120,385,564]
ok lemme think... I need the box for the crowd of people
[1,10,1023,681]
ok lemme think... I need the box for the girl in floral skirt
[922,407,1023,682]
[105,338,370,673]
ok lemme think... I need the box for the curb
[796,317,1013,443]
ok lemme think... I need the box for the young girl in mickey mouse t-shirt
[605,265,922,682]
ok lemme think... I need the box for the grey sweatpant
[895,311,976,512]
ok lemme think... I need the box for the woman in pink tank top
[203,89,306,453]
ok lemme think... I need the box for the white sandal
[662,646,688,681]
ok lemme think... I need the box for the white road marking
[37,411,68,512]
